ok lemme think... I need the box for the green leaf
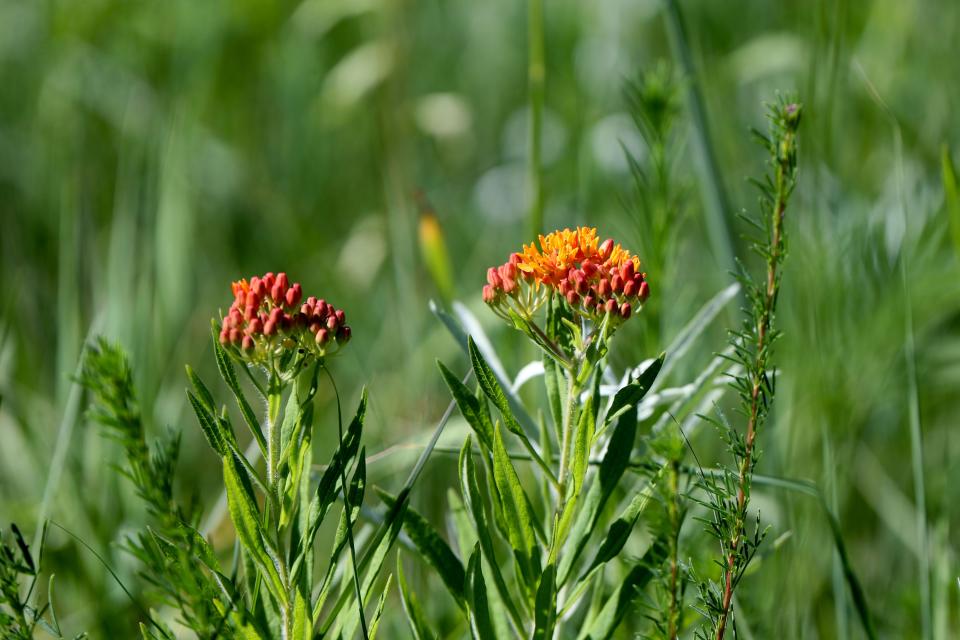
[492,423,540,591]
[469,337,525,438]
[438,360,494,450]
[532,563,557,640]
[602,354,663,430]
[458,438,524,634]
[222,454,283,598]
[185,365,216,414]
[376,488,466,609]
[291,589,310,640]
[367,574,393,640]
[543,355,565,439]
[187,390,228,455]
[943,145,960,259]
[397,556,437,640]
[212,332,267,455]
[559,367,652,586]
[578,554,662,640]
[466,544,497,640]
[577,469,662,583]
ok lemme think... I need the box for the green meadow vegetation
[1,0,958,638]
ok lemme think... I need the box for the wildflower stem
[714,116,793,640]
[556,364,580,503]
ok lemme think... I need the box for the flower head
[484,227,649,324]
[219,272,351,367]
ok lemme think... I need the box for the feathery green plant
[694,98,801,640]
[0,523,85,639]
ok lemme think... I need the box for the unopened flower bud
[598,278,611,297]
[241,335,255,352]
[583,295,596,310]
[574,273,588,295]
[326,315,339,331]
[276,272,289,292]
[639,281,650,301]
[228,328,241,343]
[509,252,522,265]
[337,325,351,344]
[248,318,263,334]
[271,282,285,304]
[219,328,230,344]
[620,302,632,319]
[502,276,517,294]
[252,277,267,297]
[316,328,330,345]
[487,267,502,289]
[244,303,257,321]
[269,307,283,324]
[558,280,571,296]
[604,299,618,314]
[566,290,580,306]
[335,309,345,325]
[611,274,623,293]
[285,283,302,308]
[598,238,614,260]
[310,321,322,334]
[620,261,635,281]
[581,260,597,277]
[623,280,637,297]
[482,285,496,303]
[263,272,276,289]
[264,320,277,336]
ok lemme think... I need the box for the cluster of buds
[483,227,649,327]
[219,272,351,364]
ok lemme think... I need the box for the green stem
[266,385,283,490]
[527,0,545,237]
[556,368,578,497]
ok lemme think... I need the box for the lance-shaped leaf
[187,390,228,456]
[367,574,393,640]
[466,544,497,640]
[438,360,494,450]
[602,354,664,431]
[577,543,665,640]
[532,563,557,640]
[571,395,595,498]
[459,438,524,634]
[397,555,438,640]
[469,337,525,438]
[577,468,662,583]
[212,332,267,455]
[222,454,283,598]
[559,362,658,586]
[376,488,466,610]
[492,423,541,591]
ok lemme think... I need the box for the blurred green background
[1,0,958,637]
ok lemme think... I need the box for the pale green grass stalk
[527,0,545,237]
[661,0,735,274]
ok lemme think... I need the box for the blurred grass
[0,0,958,637]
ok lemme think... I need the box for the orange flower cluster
[220,272,351,362]
[483,227,649,323]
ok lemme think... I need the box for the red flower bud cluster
[483,227,649,327]
[219,272,351,362]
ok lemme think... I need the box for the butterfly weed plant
[393,227,666,638]
[80,272,390,639]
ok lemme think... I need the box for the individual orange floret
[219,272,350,364]
[483,227,649,326]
